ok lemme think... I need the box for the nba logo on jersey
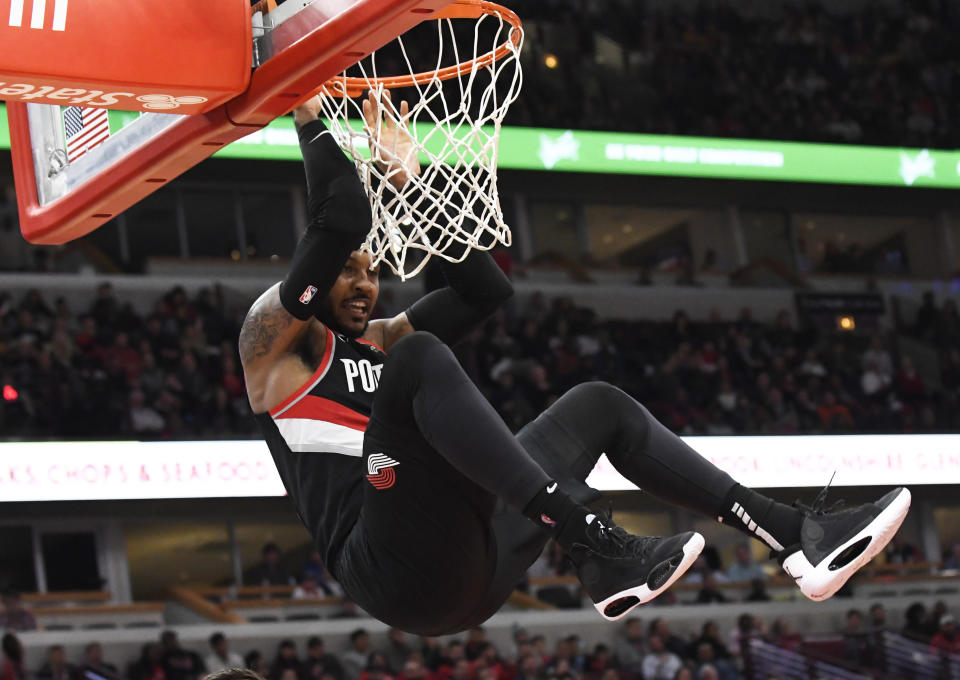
[299,285,318,304]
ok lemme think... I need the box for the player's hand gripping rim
[362,89,422,190]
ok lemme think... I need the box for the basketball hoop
[315,0,524,280]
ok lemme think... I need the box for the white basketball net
[316,5,523,280]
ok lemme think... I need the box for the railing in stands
[7,592,166,630]
[880,632,960,680]
[525,562,958,607]
[746,638,872,680]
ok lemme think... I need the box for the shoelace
[590,504,656,559]
[793,471,845,515]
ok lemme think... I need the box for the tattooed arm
[239,282,323,413]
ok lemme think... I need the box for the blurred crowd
[3,600,960,680]
[462,294,960,436]
[1,285,959,439]
[0,285,253,440]
[509,0,960,148]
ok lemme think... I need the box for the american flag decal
[63,106,110,163]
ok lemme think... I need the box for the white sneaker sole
[782,487,911,601]
[593,532,705,621]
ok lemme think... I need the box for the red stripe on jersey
[274,394,370,431]
[268,328,335,416]
[356,337,386,354]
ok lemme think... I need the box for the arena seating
[2,279,957,441]
[508,0,959,148]
[9,593,959,680]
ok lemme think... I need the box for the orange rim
[321,0,522,98]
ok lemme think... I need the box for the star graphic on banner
[538,130,580,169]
[899,149,935,186]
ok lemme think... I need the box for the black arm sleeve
[405,247,514,346]
[278,119,372,320]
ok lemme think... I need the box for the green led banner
[0,104,8,149]
[3,104,959,188]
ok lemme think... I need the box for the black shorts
[329,385,604,635]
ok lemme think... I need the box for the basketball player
[240,93,910,634]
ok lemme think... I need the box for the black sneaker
[568,512,704,621]
[779,485,911,601]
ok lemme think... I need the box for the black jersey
[254,328,386,566]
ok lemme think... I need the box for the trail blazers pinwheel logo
[366,453,399,490]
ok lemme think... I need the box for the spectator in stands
[860,360,891,399]
[927,601,950,638]
[37,645,80,680]
[641,636,681,680]
[269,641,303,680]
[385,630,412,675]
[1,634,25,680]
[885,535,924,565]
[464,629,488,662]
[82,642,121,680]
[862,338,893,378]
[693,572,727,604]
[684,549,728,586]
[842,610,873,667]
[565,635,586,673]
[0,591,36,632]
[245,652,269,678]
[129,388,165,436]
[725,544,764,583]
[342,630,371,680]
[692,622,732,663]
[816,391,854,430]
[397,660,431,680]
[301,552,343,597]
[729,614,764,657]
[358,656,392,680]
[513,654,541,680]
[943,543,960,570]
[547,637,575,676]
[585,644,615,678]
[770,620,803,652]
[305,638,344,680]
[915,293,940,344]
[868,604,887,633]
[205,633,243,675]
[472,644,506,680]
[930,615,960,655]
[612,618,645,676]
[693,644,738,680]
[432,641,461,680]
[160,631,206,680]
[648,620,687,660]
[896,357,928,404]
[445,661,469,680]
[743,578,770,602]
[129,643,166,680]
[247,544,295,587]
[903,602,930,641]
[292,573,327,600]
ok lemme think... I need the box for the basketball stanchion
[2,0,461,245]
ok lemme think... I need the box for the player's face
[317,250,379,338]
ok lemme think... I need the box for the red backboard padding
[0,0,252,115]
[10,0,455,245]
